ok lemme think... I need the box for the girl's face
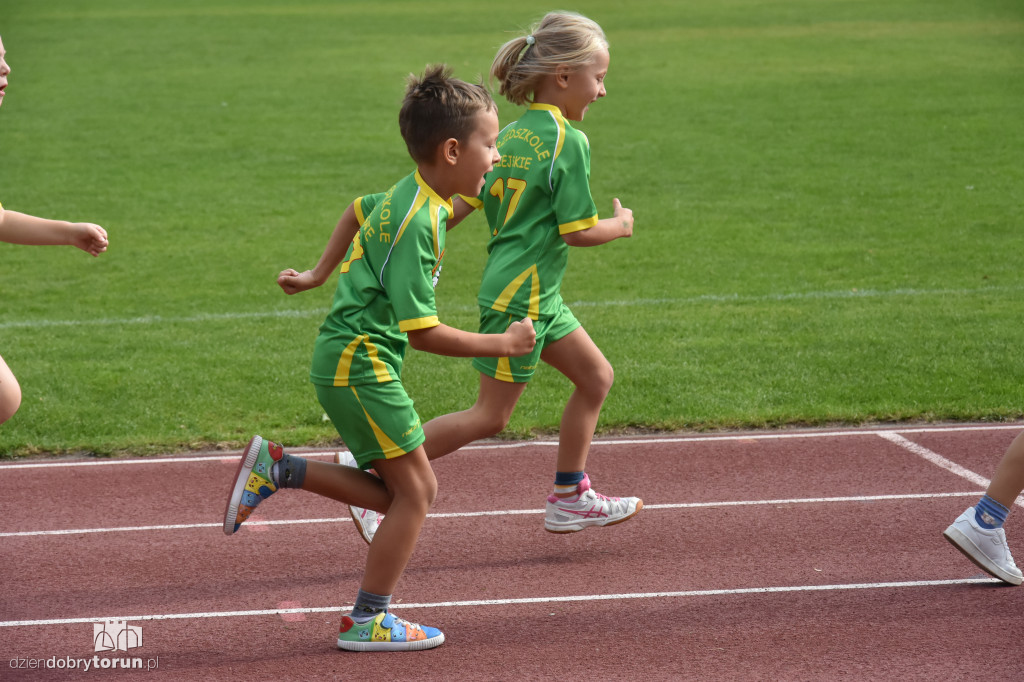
[561,47,609,121]
[0,37,9,108]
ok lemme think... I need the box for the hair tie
[525,35,536,46]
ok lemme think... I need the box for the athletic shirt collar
[528,103,565,120]
[413,170,454,217]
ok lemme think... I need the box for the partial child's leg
[943,431,1024,585]
[0,354,22,425]
[342,374,527,544]
[358,446,436,595]
[421,373,527,460]
[222,435,392,534]
[540,326,614,474]
[985,431,1024,510]
[338,445,445,651]
[540,326,642,533]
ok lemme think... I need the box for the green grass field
[1,0,1022,456]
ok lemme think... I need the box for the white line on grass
[2,423,1020,470]
[877,431,1024,508]
[0,578,998,628]
[0,491,982,538]
[4,284,1023,330]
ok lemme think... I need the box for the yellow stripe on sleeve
[398,315,440,332]
[559,214,598,235]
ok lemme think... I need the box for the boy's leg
[944,431,1024,585]
[344,375,526,544]
[336,444,445,651]
[0,354,22,425]
[222,435,393,535]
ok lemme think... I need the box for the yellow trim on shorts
[495,357,515,382]
[349,386,406,459]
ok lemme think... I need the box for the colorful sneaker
[337,611,445,652]
[943,507,1023,585]
[223,435,283,535]
[334,451,383,545]
[544,474,643,533]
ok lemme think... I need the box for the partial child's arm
[278,201,361,295]
[561,198,633,247]
[408,318,536,358]
[0,209,108,257]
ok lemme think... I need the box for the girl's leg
[421,373,527,461]
[539,326,614,473]
[0,354,22,425]
[358,445,437,595]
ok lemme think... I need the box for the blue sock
[975,495,1010,529]
[553,471,585,497]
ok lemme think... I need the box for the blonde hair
[399,64,496,163]
[490,11,608,106]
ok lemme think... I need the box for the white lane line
[5,283,1023,331]
[878,431,1024,509]
[0,492,982,538]
[0,578,999,628]
[2,424,1021,471]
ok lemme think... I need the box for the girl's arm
[0,209,108,256]
[278,201,362,295]
[561,198,633,247]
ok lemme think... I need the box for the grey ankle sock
[350,589,391,623]
[272,454,306,489]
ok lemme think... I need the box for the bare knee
[466,399,515,438]
[0,378,21,425]
[580,360,614,402]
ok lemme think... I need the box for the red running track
[1,424,1023,680]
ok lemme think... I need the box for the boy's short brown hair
[399,64,496,164]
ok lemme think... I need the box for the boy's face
[562,47,610,121]
[0,37,9,108]
[454,107,501,197]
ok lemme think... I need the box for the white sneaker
[544,474,642,533]
[334,451,383,545]
[943,507,1022,585]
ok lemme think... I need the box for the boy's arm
[561,198,633,247]
[407,318,535,358]
[0,209,109,257]
[278,201,362,295]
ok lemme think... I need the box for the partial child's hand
[505,317,537,356]
[277,268,320,295]
[612,198,633,239]
[71,223,108,257]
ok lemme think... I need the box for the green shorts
[314,381,425,469]
[471,303,581,383]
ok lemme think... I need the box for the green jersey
[464,103,599,320]
[310,170,452,387]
